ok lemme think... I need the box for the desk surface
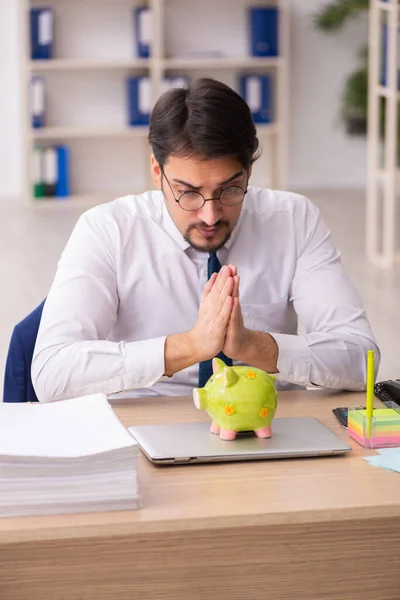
[1,390,399,544]
[2,391,400,600]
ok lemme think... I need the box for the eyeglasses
[161,167,248,212]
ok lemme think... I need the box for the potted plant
[313,0,369,136]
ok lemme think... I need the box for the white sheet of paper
[0,394,137,458]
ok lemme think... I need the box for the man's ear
[151,155,162,190]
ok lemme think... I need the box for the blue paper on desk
[364,448,400,472]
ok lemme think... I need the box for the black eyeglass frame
[160,166,249,211]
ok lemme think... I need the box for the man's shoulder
[80,190,164,227]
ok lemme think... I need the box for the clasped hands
[189,265,252,362]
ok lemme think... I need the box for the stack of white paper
[0,394,140,517]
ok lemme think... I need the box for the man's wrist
[164,330,212,377]
[164,331,199,377]
[184,330,209,364]
[237,329,279,373]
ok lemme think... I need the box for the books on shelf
[32,145,70,199]
[0,394,140,518]
[30,7,54,60]
[239,74,272,124]
[249,7,279,58]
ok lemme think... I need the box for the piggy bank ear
[212,357,226,373]
[224,367,239,388]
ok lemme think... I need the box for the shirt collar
[161,201,191,251]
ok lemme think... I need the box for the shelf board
[376,168,400,182]
[378,0,395,11]
[30,192,138,209]
[376,85,400,99]
[162,56,282,70]
[29,126,149,141]
[28,56,282,72]
[28,58,150,72]
[29,123,276,141]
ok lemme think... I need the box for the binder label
[140,9,152,46]
[139,78,151,113]
[39,10,53,46]
[247,77,262,112]
[44,148,57,184]
[31,78,44,116]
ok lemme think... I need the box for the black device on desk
[374,379,400,405]
[332,379,400,428]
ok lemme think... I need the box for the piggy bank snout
[193,388,207,410]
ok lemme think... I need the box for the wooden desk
[1,391,400,600]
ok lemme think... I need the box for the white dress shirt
[32,187,380,403]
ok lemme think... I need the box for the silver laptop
[128,417,352,465]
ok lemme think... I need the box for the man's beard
[183,220,231,253]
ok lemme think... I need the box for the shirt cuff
[122,336,167,390]
[271,332,312,387]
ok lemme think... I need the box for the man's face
[151,155,249,253]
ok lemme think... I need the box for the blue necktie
[197,252,233,387]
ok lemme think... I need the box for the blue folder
[239,75,272,124]
[30,8,54,60]
[135,7,152,58]
[380,23,400,89]
[127,77,151,125]
[56,146,70,198]
[30,76,45,128]
[249,7,279,57]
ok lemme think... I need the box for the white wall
[0,0,23,199]
[0,0,369,200]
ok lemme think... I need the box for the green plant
[313,0,368,32]
[314,1,369,135]
[314,3,400,156]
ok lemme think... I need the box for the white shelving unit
[367,0,400,268]
[29,126,150,140]
[20,0,289,206]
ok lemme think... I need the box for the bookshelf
[366,0,400,268]
[20,0,289,206]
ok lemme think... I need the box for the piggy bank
[193,358,278,441]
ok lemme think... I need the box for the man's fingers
[202,272,218,299]
[209,265,231,296]
[228,264,238,277]
[227,296,240,324]
[232,275,240,298]
[216,295,234,326]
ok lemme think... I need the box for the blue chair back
[3,301,45,403]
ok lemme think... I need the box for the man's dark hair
[148,78,261,169]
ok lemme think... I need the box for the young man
[32,79,380,403]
